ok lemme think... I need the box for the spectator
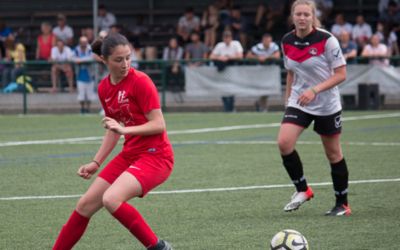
[314,0,334,24]
[97,4,117,32]
[379,0,393,16]
[228,6,249,49]
[185,32,209,67]
[209,30,243,112]
[201,4,220,48]
[361,34,390,66]
[50,39,74,92]
[36,22,56,60]
[1,34,25,88]
[379,0,400,25]
[81,27,95,44]
[0,19,13,58]
[330,13,353,38]
[376,21,399,56]
[177,7,201,44]
[352,14,372,50]
[246,33,280,112]
[254,0,287,35]
[53,14,74,46]
[73,36,95,113]
[163,37,184,93]
[338,31,358,63]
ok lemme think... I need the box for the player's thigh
[76,177,111,217]
[320,134,343,163]
[102,172,143,212]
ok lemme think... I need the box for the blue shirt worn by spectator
[73,45,93,83]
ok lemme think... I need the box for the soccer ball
[270,229,309,250]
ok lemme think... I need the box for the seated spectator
[379,0,392,16]
[177,7,201,44]
[53,14,74,46]
[163,37,184,92]
[36,22,56,60]
[361,34,390,66]
[81,27,95,44]
[209,30,243,112]
[0,19,13,58]
[331,13,353,38]
[185,32,209,67]
[379,0,400,25]
[314,0,334,24]
[254,0,287,35]
[376,21,399,56]
[201,4,220,48]
[1,34,25,89]
[50,39,74,92]
[339,31,358,63]
[228,6,249,49]
[246,33,280,112]
[97,4,117,32]
[352,14,372,50]
[73,36,95,113]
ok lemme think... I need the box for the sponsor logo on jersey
[294,41,310,46]
[309,47,318,56]
[118,91,129,104]
[332,48,341,58]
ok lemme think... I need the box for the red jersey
[98,68,173,157]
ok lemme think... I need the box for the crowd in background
[0,0,399,101]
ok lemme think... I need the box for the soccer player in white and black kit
[278,0,351,216]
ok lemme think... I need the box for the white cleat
[284,187,314,212]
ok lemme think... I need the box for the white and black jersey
[281,28,346,116]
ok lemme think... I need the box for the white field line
[0,178,399,201]
[1,112,400,147]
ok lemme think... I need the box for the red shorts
[98,152,173,197]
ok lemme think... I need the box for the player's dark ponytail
[91,33,130,59]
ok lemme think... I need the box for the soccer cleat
[284,187,314,212]
[148,240,173,250]
[325,204,352,216]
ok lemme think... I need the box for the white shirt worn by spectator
[331,23,353,37]
[352,23,372,41]
[98,12,117,32]
[363,44,389,66]
[251,42,279,57]
[53,26,74,44]
[178,16,200,34]
[212,40,243,57]
[51,46,73,62]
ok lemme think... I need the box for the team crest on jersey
[117,91,129,104]
[309,47,318,56]
[335,115,342,128]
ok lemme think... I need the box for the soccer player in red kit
[52,33,174,250]
[278,0,351,216]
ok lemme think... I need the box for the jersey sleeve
[98,83,111,117]
[135,74,161,114]
[325,36,346,69]
[281,42,289,70]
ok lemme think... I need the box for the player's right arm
[285,70,294,106]
[77,129,120,179]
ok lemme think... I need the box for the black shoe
[325,204,351,216]
[147,240,172,250]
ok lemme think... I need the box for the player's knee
[76,195,97,217]
[102,190,120,212]
[277,137,294,154]
[325,151,342,163]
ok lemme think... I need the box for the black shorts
[282,107,342,136]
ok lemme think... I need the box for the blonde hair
[290,0,321,28]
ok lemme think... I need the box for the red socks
[112,202,158,248]
[52,210,90,250]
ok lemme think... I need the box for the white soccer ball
[270,229,309,250]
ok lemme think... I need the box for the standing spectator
[97,4,117,32]
[36,22,56,60]
[201,4,220,48]
[73,36,95,114]
[228,6,249,49]
[209,30,243,112]
[361,34,390,66]
[330,13,353,38]
[185,32,209,67]
[352,14,372,50]
[50,39,74,92]
[53,14,74,46]
[338,31,358,63]
[1,35,25,88]
[177,7,201,44]
[163,37,184,94]
[246,33,280,112]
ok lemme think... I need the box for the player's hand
[297,89,317,106]
[102,117,126,135]
[77,162,99,180]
